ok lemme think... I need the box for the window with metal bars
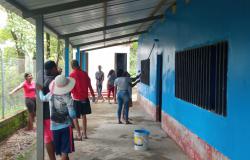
[141,59,150,85]
[175,41,228,116]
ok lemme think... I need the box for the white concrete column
[35,14,44,160]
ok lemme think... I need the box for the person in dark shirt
[39,74,77,160]
[43,60,59,160]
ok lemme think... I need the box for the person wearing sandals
[38,75,77,160]
[114,72,132,124]
[42,60,64,160]
[95,65,105,103]
[70,60,95,139]
[9,73,36,131]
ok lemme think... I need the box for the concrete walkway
[59,101,189,160]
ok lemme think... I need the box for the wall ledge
[0,110,27,142]
[162,112,229,160]
[137,94,157,120]
[137,93,229,160]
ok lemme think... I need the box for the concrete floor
[48,101,188,160]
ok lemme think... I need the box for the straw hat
[49,75,75,95]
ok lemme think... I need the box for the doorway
[156,54,163,122]
[115,53,127,76]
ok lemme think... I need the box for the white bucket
[134,129,150,151]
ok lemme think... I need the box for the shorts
[25,97,36,113]
[73,99,92,118]
[52,126,75,155]
[44,119,53,144]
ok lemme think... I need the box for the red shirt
[23,80,36,98]
[70,69,94,100]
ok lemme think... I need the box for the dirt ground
[0,89,188,160]
[44,100,188,160]
[0,128,36,160]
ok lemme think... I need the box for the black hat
[44,60,57,71]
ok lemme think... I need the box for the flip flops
[74,134,82,141]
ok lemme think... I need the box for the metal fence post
[0,48,5,119]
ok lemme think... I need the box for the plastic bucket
[134,129,150,151]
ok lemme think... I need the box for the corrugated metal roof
[15,0,78,10]
[0,0,176,51]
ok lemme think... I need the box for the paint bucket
[134,129,150,150]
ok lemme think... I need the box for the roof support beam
[25,0,114,17]
[61,15,163,38]
[84,40,138,51]
[5,0,32,16]
[74,31,147,47]
[70,24,149,42]
[44,0,142,19]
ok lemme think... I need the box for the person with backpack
[39,74,77,160]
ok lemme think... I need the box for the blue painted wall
[137,0,250,159]
[81,51,87,71]
[64,44,69,77]
[76,47,80,63]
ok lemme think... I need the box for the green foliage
[0,5,64,119]
[6,10,36,58]
[129,42,138,77]
[0,29,12,43]
[0,5,64,63]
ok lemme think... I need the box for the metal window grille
[175,41,228,116]
[141,59,150,85]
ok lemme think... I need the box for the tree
[5,10,36,73]
[6,10,36,59]
[45,32,50,59]
[129,42,138,77]
[0,5,64,71]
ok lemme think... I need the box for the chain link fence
[0,56,35,120]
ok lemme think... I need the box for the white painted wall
[88,45,130,91]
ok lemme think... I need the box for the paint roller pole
[147,39,159,59]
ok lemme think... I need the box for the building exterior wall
[137,0,250,159]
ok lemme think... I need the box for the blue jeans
[97,84,102,97]
[117,90,129,121]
